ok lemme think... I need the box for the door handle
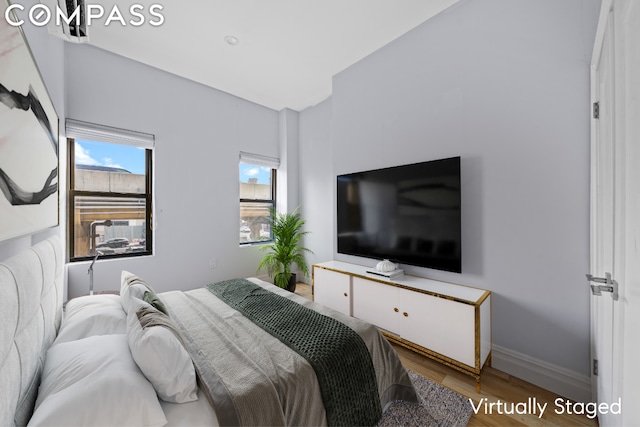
[586,273,618,301]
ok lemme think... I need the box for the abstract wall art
[0,8,59,241]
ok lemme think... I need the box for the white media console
[312,260,491,391]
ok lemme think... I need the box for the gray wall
[63,43,280,297]
[299,0,599,380]
[299,98,334,270]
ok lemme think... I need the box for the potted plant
[258,206,312,292]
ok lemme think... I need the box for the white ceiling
[85,0,459,112]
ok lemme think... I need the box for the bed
[1,237,417,426]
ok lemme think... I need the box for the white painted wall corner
[491,344,592,403]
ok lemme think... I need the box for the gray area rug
[378,370,473,426]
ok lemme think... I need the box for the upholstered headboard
[0,236,63,427]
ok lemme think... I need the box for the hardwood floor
[295,282,599,426]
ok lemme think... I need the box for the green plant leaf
[256,206,314,288]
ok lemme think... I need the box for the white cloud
[75,143,99,165]
[75,143,125,169]
[246,167,260,176]
[103,157,123,169]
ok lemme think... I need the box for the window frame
[239,167,277,246]
[67,137,153,262]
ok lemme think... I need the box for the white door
[313,268,351,316]
[352,277,400,334]
[613,0,640,424]
[590,8,616,426]
[399,290,475,367]
[590,1,640,425]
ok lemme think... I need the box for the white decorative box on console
[312,260,491,391]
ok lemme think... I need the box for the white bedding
[29,292,216,427]
[160,389,219,426]
[26,274,414,426]
[0,239,217,427]
[28,334,167,427]
[161,278,416,426]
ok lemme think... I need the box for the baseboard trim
[491,344,592,403]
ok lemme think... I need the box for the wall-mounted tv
[337,157,461,273]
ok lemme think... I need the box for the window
[239,152,278,244]
[67,120,153,261]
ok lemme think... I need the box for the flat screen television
[337,156,461,273]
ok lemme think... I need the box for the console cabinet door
[313,268,351,316]
[398,290,476,367]
[352,277,400,335]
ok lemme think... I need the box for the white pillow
[127,299,198,403]
[64,293,122,320]
[121,270,155,313]
[28,334,167,427]
[54,295,126,345]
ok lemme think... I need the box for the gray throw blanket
[206,278,381,426]
[160,278,417,426]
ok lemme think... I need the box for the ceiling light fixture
[224,35,240,46]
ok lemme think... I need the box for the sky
[76,139,271,182]
[239,164,271,184]
[75,140,145,174]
